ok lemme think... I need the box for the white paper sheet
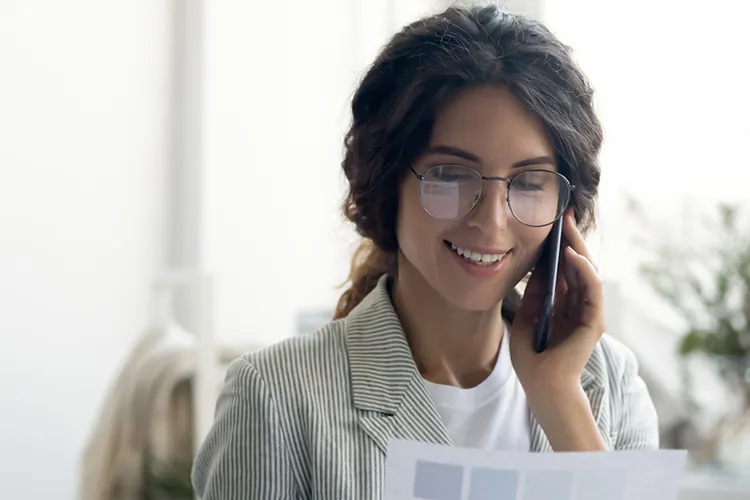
[384,439,687,500]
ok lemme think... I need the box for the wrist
[520,373,582,399]
[525,383,607,452]
[524,380,584,423]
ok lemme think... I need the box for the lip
[445,241,511,277]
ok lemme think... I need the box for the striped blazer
[191,276,659,499]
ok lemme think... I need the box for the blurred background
[1,0,749,499]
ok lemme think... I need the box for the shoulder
[192,325,354,498]
[594,333,641,384]
[588,333,646,399]
[234,318,351,393]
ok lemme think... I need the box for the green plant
[631,200,750,409]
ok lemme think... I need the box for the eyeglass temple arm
[409,166,424,180]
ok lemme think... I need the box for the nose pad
[467,181,510,229]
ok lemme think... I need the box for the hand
[509,210,605,389]
[508,211,607,451]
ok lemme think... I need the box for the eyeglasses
[410,164,574,227]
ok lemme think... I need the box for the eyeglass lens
[418,165,569,226]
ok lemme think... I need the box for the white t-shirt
[422,329,531,451]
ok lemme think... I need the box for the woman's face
[396,85,557,311]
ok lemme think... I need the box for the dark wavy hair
[334,4,602,320]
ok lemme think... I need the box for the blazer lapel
[347,275,451,455]
[529,344,613,452]
[357,378,452,455]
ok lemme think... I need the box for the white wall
[0,2,172,499]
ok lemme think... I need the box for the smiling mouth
[444,240,508,267]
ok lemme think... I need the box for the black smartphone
[533,216,564,353]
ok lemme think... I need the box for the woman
[192,4,659,499]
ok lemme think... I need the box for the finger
[560,238,578,291]
[562,212,598,272]
[564,246,605,330]
[564,246,603,332]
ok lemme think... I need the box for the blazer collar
[345,275,451,453]
[345,274,611,454]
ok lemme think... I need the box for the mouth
[444,240,509,267]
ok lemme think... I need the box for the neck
[391,256,506,389]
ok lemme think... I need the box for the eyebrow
[424,145,556,169]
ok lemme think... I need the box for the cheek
[396,182,445,257]
[512,224,550,270]
[397,184,424,244]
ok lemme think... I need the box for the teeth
[449,243,505,266]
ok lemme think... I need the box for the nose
[465,180,511,232]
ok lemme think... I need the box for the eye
[512,170,555,192]
[514,179,544,191]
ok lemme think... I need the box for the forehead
[429,85,554,165]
